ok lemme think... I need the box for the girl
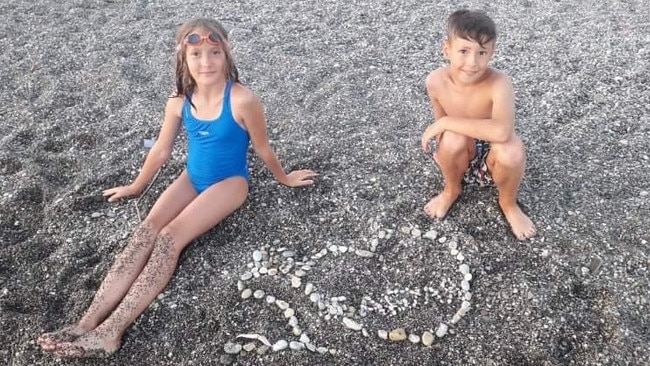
[37,18,317,358]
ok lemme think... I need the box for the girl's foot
[37,325,88,352]
[53,330,120,358]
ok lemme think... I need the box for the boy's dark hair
[447,10,496,47]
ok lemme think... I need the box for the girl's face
[184,29,227,87]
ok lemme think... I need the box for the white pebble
[241,289,252,299]
[272,340,288,352]
[435,323,448,338]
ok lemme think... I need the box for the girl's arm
[103,97,184,201]
[233,86,316,187]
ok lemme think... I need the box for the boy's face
[443,35,495,84]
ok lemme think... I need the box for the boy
[421,9,536,240]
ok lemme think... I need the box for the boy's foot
[500,202,536,240]
[37,325,88,352]
[53,331,120,358]
[424,189,460,219]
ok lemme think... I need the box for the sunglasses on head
[184,32,222,46]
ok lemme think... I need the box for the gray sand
[1,0,649,365]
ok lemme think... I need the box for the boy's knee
[437,131,472,155]
[492,138,526,167]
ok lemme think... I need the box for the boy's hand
[282,170,318,187]
[103,185,140,202]
[421,119,446,152]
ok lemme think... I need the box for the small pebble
[389,328,407,341]
[241,289,252,299]
[253,290,265,299]
[408,333,421,343]
[422,331,434,346]
[436,323,448,338]
[223,342,242,354]
[377,329,388,339]
[272,340,288,352]
[289,341,305,351]
[342,317,362,331]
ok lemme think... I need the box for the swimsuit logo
[198,131,210,136]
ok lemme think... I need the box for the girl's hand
[282,170,318,187]
[102,185,141,202]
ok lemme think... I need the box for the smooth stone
[457,253,465,261]
[464,273,473,281]
[282,250,296,258]
[388,328,407,341]
[306,343,317,352]
[436,323,448,338]
[256,345,269,355]
[459,264,470,274]
[272,340,288,352]
[284,308,295,318]
[241,289,252,299]
[448,241,458,250]
[411,228,422,238]
[422,331,434,346]
[237,280,245,291]
[450,249,459,256]
[243,342,256,352]
[423,230,437,240]
[276,300,289,310]
[464,292,472,301]
[408,334,421,343]
[288,316,298,327]
[291,276,302,288]
[253,290,265,299]
[461,300,471,310]
[355,249,374,258]
[317,347,329,354]
[223,342,242,354]
[378,230,387,239]
[461,280,470,292]
[305,283,314,295]
[259,267,268,274]
[342,317,362,331]
[292,326,302,336]
[268,268,278,275]
[299,333,310,344]
[253,250,263,262]
[310,293,321,303]
[289,341,305,351]
[240,272,253,281]
[294,269,306,277]
[338,245,348,253]
[451,313,462,324]
[378,329,388,339]
[265,295,276,304]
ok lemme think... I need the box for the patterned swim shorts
[463,139,493,187]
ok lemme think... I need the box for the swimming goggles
[184,32,222,46]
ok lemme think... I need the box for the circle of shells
[222,222,473,356]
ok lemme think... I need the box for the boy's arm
[436,76,515,143]
[425,72,448,121]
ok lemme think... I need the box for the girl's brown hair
[173,18,239,99]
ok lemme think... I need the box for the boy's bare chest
[438,88,493,119]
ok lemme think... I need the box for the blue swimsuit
[183,80,250,193]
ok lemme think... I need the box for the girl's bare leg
[38,171,198,351]
[425,131,475,219]
[53,176,248,358]
[487,136,536,240]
